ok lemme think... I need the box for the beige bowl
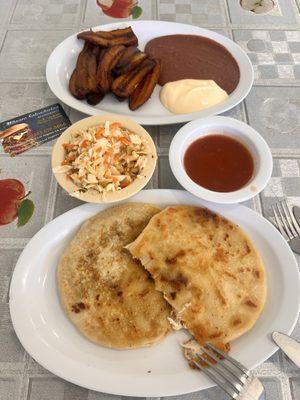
[51,114,157,203]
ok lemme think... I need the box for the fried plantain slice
[111,59,156,98]
[85,47,107,105]
[90,27,135,39]
[129,60,160,110]
[85,45,100,93]
[116,51,148,76]
[69,43,103,100]
[96,45,126,93]
[69,69,85,99]
[74,43,98,96]
[86,91,105,105]
[69,42,90,98]
[77,27,138,47]
[113,46,139,74]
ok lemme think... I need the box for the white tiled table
[1,1,300,399]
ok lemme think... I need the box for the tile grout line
[43,173,58,225]
[0,239,29,248]
[223,0,232,26]
[8,0,20,26]
[240,100,248,123]
[279,373,293,400]
[156,0,160,20]
[152,160,159,188]
[153,0,159,20]
[3,23,300,32]
[3,25,300,30]
[230,24,300,30]
[291,0,300,16]
[19,360,30,400]
[253,193,263,214]
[5,26,78,31]
[272,150,300,157]
[79,0,88,27]
[0,29,8,55]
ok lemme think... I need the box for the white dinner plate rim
[9,189,300,397]
[46,20,254,125]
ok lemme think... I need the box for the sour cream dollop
[160,79,228,114]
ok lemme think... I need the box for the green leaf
[131,5,142,19]
[17,199,34,227]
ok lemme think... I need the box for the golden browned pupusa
[127,205,267,350]
[57,203,171,349]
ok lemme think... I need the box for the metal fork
[271,200,300,254]
[191,343,265,400]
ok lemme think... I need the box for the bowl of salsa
[169,116,272,204]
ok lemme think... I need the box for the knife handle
[238,377,265,400]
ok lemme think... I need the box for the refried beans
[145,34,240,94]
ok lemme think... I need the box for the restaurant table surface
[1,0,300,399]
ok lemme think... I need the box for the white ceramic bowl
[52,114,157,203]
[169,116,273,204]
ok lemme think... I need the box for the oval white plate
[9,190,299,397]
[46,21,253,125]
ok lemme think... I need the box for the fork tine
[281,201,297,237]
[272,205,289,239]
[195,352,241,391]
[283,200,300,236]
[192,357,239,399]
[200,346,248,385]
[277,203,294,240]
[206,343,250,377]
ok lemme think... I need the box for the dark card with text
[0,104,71,157]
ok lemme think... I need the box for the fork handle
[238,377,265,400]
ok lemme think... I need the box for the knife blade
[289,206,300,254]
[288,236,300,254]
[293,205,300,226]
[272,332,300,368]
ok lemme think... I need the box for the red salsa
[184,134,254,193]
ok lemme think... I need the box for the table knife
[272,332,300,368]
[293,205,300,226]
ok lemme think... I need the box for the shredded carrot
[95,128,104,139]
[103,154,110,163]
[66,155,76,162]
[119,137,130,146]
[63,143,75,150]
[58,121,148,196]
[80,139,89,148]
[109,122,121,130]
[108,176,118,183]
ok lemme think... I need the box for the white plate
[9,190,300,397]
[46,21,253,125]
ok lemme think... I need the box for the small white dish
[46,20,253,125]
[169,116,273,204]
[51,114,157,203]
